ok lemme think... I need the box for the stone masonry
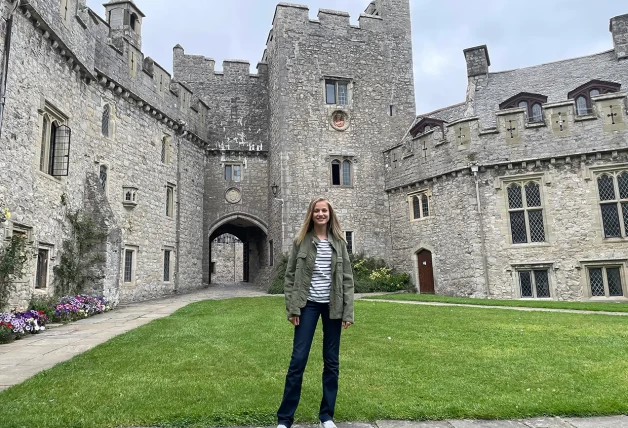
[1,0,627,308]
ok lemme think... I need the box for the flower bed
[0,294,112,344]
[0,310,47,343]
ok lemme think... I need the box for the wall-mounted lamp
[271,182,279,197]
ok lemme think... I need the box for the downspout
[472,165,490,297]
[174,133,184,293]
[0,2,18,141]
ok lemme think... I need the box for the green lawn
[363,292,628,312]
[1,297,628,428]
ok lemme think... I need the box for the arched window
[410,192,430,220]
[102,104,110,137]
[342,160,351,186]
[531,103,543,123]
[518,100,527,113]
[576,96,588,116]
[99,165,108,192]
[568,80,621,116]
[424,125,431,132]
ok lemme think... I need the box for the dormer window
[499,92,548,123]
[409,118,446,138]
[568,80,621,116]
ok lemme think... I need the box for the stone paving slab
[564,416,628,427]
[378,420,454,428]
[518,417,575,427]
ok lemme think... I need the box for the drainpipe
[174,133,184,294]
[0,2,18,141]
[472,164,490,297]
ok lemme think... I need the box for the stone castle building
[0,0,626,307]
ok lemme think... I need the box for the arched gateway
[206,213,268,285]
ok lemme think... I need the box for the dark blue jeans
[277,300,342,428]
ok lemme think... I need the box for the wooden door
[417,250,435,294]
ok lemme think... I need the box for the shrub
[0,234,30,311]
[267,252,412,294]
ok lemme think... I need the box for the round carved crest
[225,187,241,204]
[330,110,349,131]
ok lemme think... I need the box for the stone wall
[265,0,416,259]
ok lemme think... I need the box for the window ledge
[574,114,597,122]
[509,242,552,248]
[601,237,628,243]
[410,217,432,222]
[122,201,138,208]
[525,121,546,129]
[330,185,354,189]
[37,171,63,185]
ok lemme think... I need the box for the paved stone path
[1,287,626,427]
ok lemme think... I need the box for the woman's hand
[342,321,352,329]
[289,316,300,326]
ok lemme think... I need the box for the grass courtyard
[1,297,628,428]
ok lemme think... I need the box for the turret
[104,0,145,50]
[610,14,628,60]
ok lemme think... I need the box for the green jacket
[284,231,355,323]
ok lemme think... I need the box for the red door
[417,250,435,294]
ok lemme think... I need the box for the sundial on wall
[225,187,241,204]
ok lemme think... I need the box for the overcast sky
[85,0,626,115]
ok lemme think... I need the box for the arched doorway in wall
[207,213,268,285]
[416,249,435,294]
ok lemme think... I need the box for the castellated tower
[266,0,416,257]
[103,0,144,51]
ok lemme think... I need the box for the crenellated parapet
[14,0,213,148]
[384,93,628,191]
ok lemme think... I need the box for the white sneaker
[321,421,337,428]
[277,424,288,428]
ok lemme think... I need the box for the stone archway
[207,213,268,285]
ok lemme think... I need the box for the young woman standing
[277,197,355,428]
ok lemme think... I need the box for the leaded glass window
[410,192,430,220]
[576,96,588,116]
[163,250,171,282]
[597,172,628,238]
[124,249,134,283]
[102,105,110,137]
[588,266,625,298]
[325,79,350,105]
[342,160,351,186]
[518,269,550,298]
[506,181,545,244]
[531,103,543,123]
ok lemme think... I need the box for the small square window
[518,269,550,298]
[225,164,242,182]
[325,79,350,105]
[587,266,625,298]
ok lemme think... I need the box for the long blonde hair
[295,197,345,245]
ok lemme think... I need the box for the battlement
[317,9,350,27]
[384,92,628,191]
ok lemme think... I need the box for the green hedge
[268,252,412,294]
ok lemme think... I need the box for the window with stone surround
[163,249,172,282]
[331,158,352,187]
[122,186,138,207]
[345,231,353,254]
[517,269,550,298]
[166,184,175,217]
[596,171,628,238]
[568,80,621,116]
[99,164,108,194]
[409,191,430,220]
[161,135,171,164]
[325,79,350,105]
[499,92,547,124]
[269,239,274,266]
[36,245,52,290]
[123,246,138,284]
[60,0,70,23]
[38,101,71,177]
[586,265,625,298]
[506,181,546,244]
[225,164,242,182]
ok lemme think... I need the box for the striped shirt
[308,239,333,303]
